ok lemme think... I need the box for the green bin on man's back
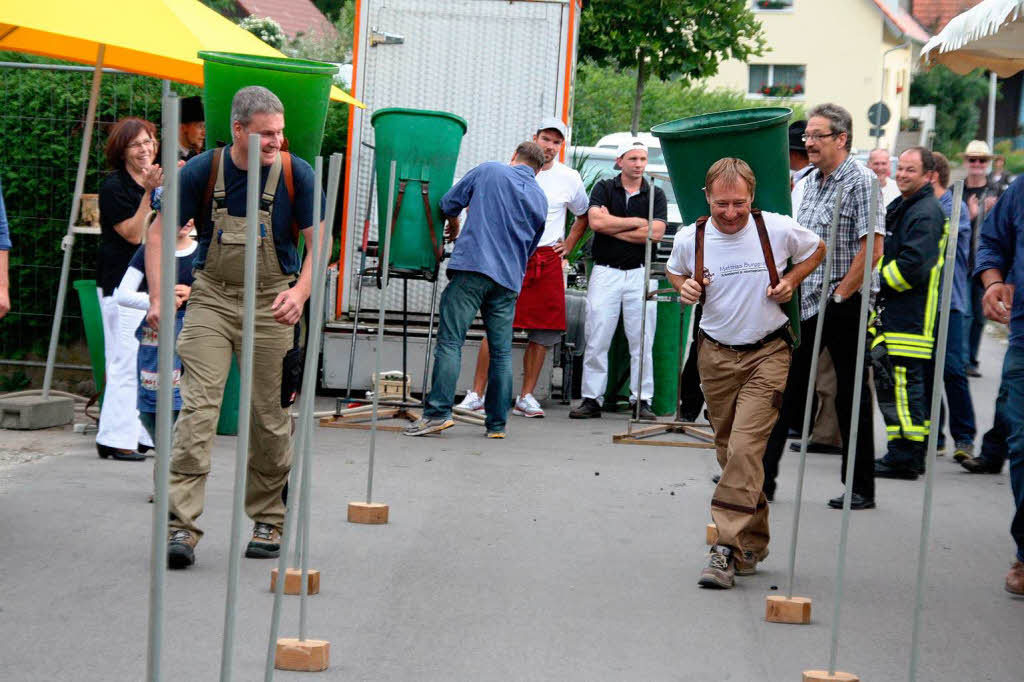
[651,107,801,343]
[370,107,468,277]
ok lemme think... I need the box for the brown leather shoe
[1006,561,1024,596]
[735,547,770,576]
[245,522,281,558]
[167,528,197,569]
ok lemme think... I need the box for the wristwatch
[832,292,844,303]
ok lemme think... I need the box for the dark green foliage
[909,65,992,156]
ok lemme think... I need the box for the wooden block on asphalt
[348,501,389,524]
[275,638,329,672]
[706,523,718,545]
[802,671,859,682]
[765,595,812,624]
[271,568,320,595]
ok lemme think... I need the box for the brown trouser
[168,272,294,541]
[812,350,843,447]
[699,335,791,557]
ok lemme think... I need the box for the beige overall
[168,154,296,541]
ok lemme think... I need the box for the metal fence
[0,61,172,363]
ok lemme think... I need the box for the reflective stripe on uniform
[881,259,912,292]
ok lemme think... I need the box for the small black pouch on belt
[281,321,303,408]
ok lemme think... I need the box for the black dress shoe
[97,443,145,461]
[569,398,602,419]
[635,400,656,421]
[874,459,919,480]
[789,441,843,455]
[828,493,876,510]
[961,456,1003,474]
[137,443,153,454]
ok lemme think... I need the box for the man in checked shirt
[761,103,886,510]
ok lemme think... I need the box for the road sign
[868,102,891,127]
[869,127,886,138]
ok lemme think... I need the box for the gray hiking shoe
[167,528,197,569]
[698,545,735,589]
[402,417,455,437]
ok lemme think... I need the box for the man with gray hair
[761,102,885,510]
[145,85,325,568]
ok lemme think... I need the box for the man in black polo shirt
[570,140,667,419]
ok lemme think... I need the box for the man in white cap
[570,139,666,420]
[962,139,999,377]
[457,117,590,418]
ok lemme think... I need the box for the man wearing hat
[962,140,999,377]
[457,118,590,418]
[570,139,667,420]
[178,96,205,162]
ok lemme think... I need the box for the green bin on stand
[198,51,338,164]
[652,107,801,344]
[370,107,468,277]
[73,279,106,399]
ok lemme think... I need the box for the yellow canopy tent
[0,0,362,396]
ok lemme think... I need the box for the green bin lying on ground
[370,107,468,278]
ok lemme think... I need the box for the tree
[909,64,991,156]
[579,0,765,135]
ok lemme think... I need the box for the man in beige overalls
[145,86,325,569]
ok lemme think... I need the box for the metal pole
[631,173,656,432]
[145,86,178,682]
[218,135,262,682]
[908,182,962,681]
[420,275,441,399]
[987,72,997,152]
[345,157,376,399]
[827,175,880,676]
[675,300,696,422]
[366,161,397,504]
[785,189,843,599]
[43,44,105,398]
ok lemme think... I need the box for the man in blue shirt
[404,142,548,438]
[0,174,10,319]
[973,174,1024,595]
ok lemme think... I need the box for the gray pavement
[1,331,1021,681]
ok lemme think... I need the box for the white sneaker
[456,391,484,412]
[512,393,544,418]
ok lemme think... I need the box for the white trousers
[581,265,657,402]
[96,290,153,450]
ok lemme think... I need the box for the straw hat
[959,140,994,159]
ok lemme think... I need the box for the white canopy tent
[921,0,1024,77]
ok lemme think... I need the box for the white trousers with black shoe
[581,264,656,403]
[96,290,153,451]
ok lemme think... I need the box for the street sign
[868,102,891,127]
[869,127,886,138]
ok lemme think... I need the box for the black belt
[594,262,643,271]
[700,324,792,352]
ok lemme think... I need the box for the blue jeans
[986,346,1024,561]
[938,310,976,445]
[968,279,985,367]
[423,270,517,432]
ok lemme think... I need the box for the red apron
[513,246,566,330]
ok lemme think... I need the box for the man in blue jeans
[404,141,548,438]
[972,173,1024,595]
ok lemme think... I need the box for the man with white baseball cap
[570,138,666,419]
[457,117,590,418]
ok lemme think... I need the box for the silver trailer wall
[339,0,578,317]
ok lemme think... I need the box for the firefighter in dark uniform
[872,146,947,480]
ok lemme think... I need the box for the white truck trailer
[321,0,582,398]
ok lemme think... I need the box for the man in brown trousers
[667,158,824,588]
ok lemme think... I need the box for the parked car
[594,132,664,165]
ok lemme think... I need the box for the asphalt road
[0,332,1020,681]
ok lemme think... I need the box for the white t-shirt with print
[535,161,590,247]
[666,210,821,345]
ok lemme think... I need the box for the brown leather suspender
[693,208,780,304]
[694,216,709,304]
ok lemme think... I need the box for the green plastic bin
[370,108,468,277]
[73,279,106,399]
[216,356,240,436]
[652,107,801,344]
[198,51,338,164]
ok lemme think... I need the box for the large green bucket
[652,108,801,344]
[370,108,467,277]
[73,279,106,398]
[198,51,338,164]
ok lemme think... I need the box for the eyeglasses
[801,132,838,143]
[710,199,751,210]
[127,139,155,150]
[966,157,988,164]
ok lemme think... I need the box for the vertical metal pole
[218,135,262,682]
[827,175,880,676]
[366,161,396,504]
[785,189,843,599]
[43,45,105,398]
[420,275,441,400]
[908,183,962,681]
[145,86,178,682]
[631,173,656,432]
[675,301,696,422]
[986,72,997,152]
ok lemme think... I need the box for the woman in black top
[95,117,163,461]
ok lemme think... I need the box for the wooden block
[348,501,389,524]
[765,595,812,624]
[706,523,718,545]
[802,671,859,682]
[275,638,329,672]
[270,568,320,595]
